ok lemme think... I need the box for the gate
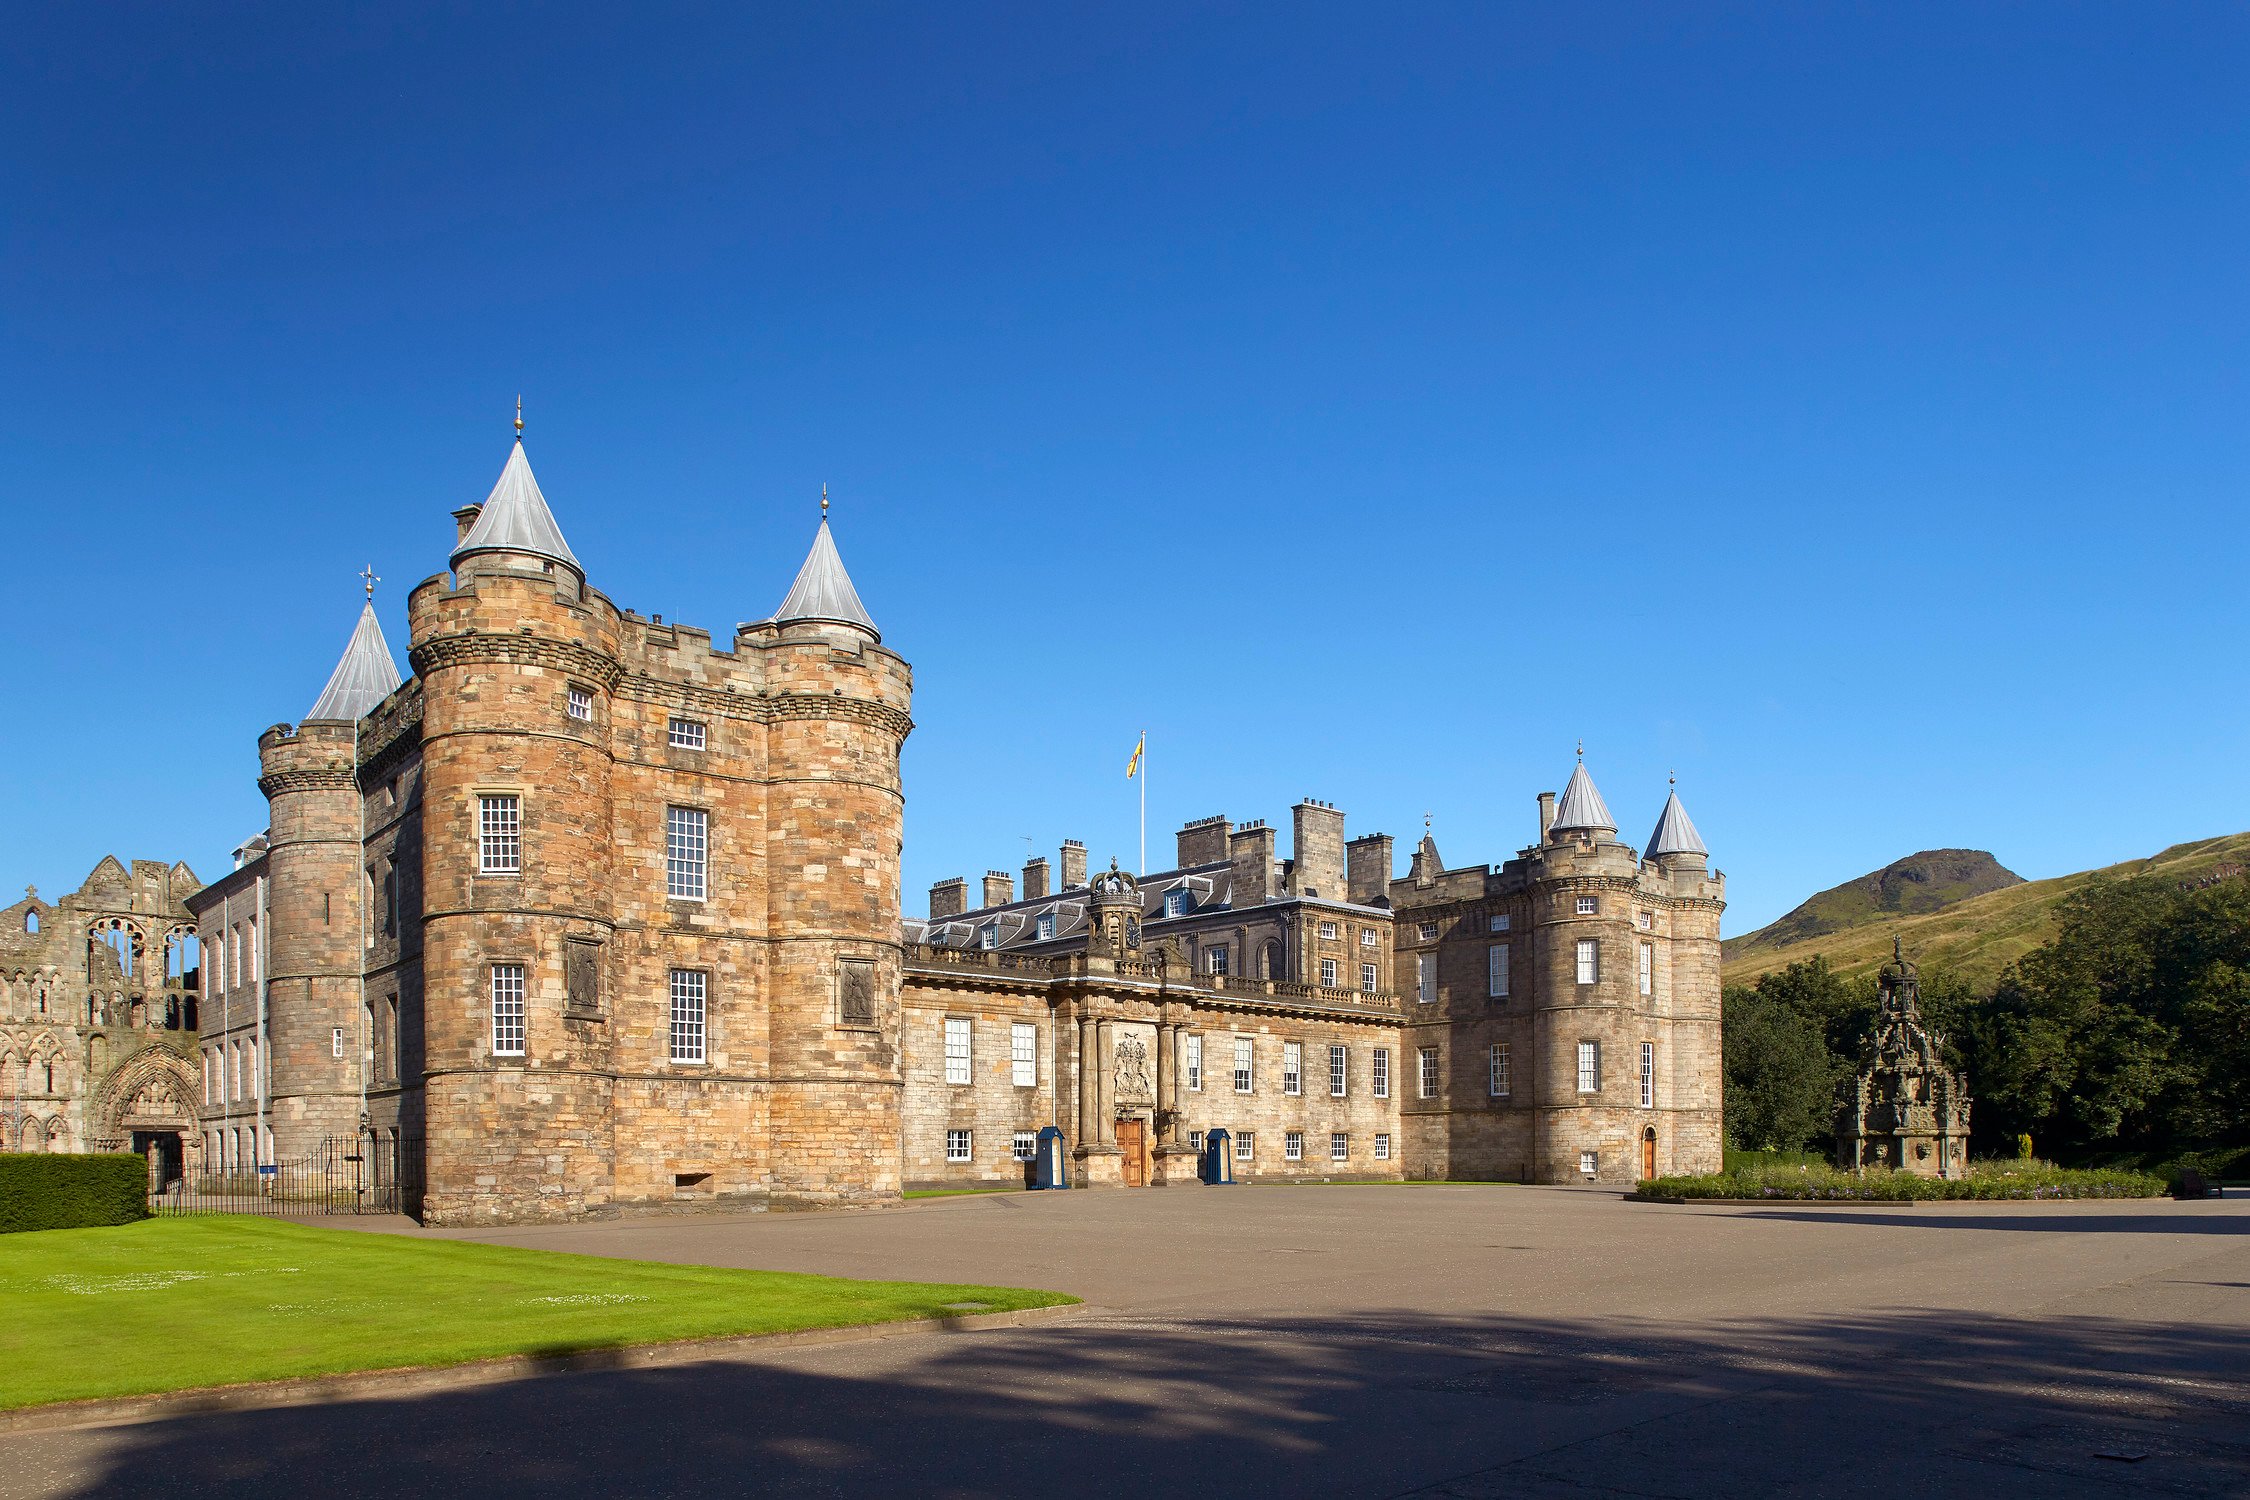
[149,1133,425,1219]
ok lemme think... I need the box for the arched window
[43,1058,54,1093]
[24,910,37,934]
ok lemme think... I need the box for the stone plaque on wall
[563,937,602,1018]
[838,959,877,1027]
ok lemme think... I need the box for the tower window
[1640,941,1654,996]
[1640,1040,1655,1107]
[668,717,707,750]
[478,795,521,874]
[670,970,707,1064]
[1417,1045,1439,1098]
[1576,939,1598,985]
[1576,896,1599,916]
[1577,1040,1601,1094]
[567,687,592,722]
[1488,943,1510,999]
[665,806,708,900]
[491,964,526,1057]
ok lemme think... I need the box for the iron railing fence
[149,1134,423,1218]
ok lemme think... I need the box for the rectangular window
[1372,1048,1391,1098]
[1163,889,1188,918]
[1318,920,1338,940]
[1576,895,1598,915]
[1282,1041,1302,1096]
[1233,1037,1254,1093]
[1360,962,1378,992]
[946,1129,972,1163]
[1285,1130,1304,1161]
[1011,1022,1037,1087]
[1639,941,1654,996]
[1188,1129,1204,1155]
[1331,1132,1349,1162]
[1375,1133,1391,1160]
[1488,943,1510,999]
[1417,921,1438,941]
[1417,953,1435,1004]
[1490,1042,1511,1098]
[977,923,998,950]
[1012,1130,1037,1162]
[1418,1045,1440,1098]
[668,716,707,750]
[1185,1034,1203,1091]
[1036,912,1055,941]
[328,1028,342,1061]
[1579,1150,1598,1179]
[944,1017,972,1085]
[669,970,707,1063]
[567,686,592,721]
[1577,1039,1601,1094]
[478,795,521,874]
[1360,927,1378,947]
[1489,913,1511,932]
[665,806,708,899]
[1640,1040,1655,1108]
[1637,910,1653,931]
[1318,957,1337,987]
[1207,945,1229,977]
[491,964,525,1056]
[1328,1044,1348,1097]
[1576,938,1598,985]
[1237,1130,1255,1160]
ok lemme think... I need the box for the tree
[1721,985,1838,1152]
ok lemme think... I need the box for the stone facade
[0,859,202,1179]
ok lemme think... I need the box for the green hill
[1723,832,2250,990]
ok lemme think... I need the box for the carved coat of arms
[1114,1035,1152,1103]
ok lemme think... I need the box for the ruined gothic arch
[91,1043,198,1151]
[86,916,149,982]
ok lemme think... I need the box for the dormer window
[1036,912,1056,941]
[977,923,998,950]
[1163,890,1189,918]
[668,717,707,750]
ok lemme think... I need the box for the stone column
[1154,1021,1174,1141]
[1075,1013,1096,1147]
[1094,1018,1115,1142]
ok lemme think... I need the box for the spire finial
[1576,738,1584,761]
[514,395,524,437]
[821,482,829,520]
[360,564,380,600]
[1423,811,1432,835]
[1669,769,1677,789]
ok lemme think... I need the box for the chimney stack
[1346,833,1393,905]
[1228,821,1277,906]
[1177,815,1232,868]
[452,505,483,548]
[1538,791,1556,843]
[1022,856,1050,901]
[1290,800,1347,900]
[1059,839,1087,889]
[982,870,1015,908]
[929,877,969,919]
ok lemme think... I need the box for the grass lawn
[0,1217,1075,1410]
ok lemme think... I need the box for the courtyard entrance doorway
[133,1130,184,1190]
[1641,1127,1657,1180]
[1116,1118,1146,1186]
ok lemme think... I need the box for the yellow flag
[1126,733,1144,779]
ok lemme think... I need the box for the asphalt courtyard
[8,1183,2246,1499]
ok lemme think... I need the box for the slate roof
[1646,788,1708,858]
[306,602,403,721]
[772,519,878,637]
[452,439,581,574]
[1550,759,1616,834]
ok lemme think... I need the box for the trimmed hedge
[1640,1159,2166,1203]
[0,1153,150,1233]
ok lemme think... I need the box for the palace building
[155,426,1721,1222]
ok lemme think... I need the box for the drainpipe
[255,870,268,1170]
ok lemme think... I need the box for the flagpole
[1138,729,1147,876]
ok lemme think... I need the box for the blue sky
[2,4,2244,934]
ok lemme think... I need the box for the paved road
[8,1185,2247,1498]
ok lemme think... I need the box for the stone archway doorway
[133,1130,184,1189]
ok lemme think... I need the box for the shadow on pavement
[31,1306,2250,1499]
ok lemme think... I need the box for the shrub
[0,1153,150,1232]
[1639,1158,2165,1203]
[2014,1133,2035,1160]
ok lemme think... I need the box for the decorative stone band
[410,632,626,691]
[256,768,359,797]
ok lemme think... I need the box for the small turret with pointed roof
[1645,775,1709,862]
[305,574,403,721]
[451,402,583,590]
[770,486,879,640]
[1548,743,1616,838]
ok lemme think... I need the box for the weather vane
[360,565,380,600]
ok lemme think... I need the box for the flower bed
[1638,1159,2166,1203]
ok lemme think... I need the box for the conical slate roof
[452,440,580,574]
[1646,787,1708,858]
[306,602,403,721]
[773,519,878,637]
[1550,759,1616,834]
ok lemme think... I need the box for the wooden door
[1641,1130,1657,1179]
[1117,1118,1146,1186]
